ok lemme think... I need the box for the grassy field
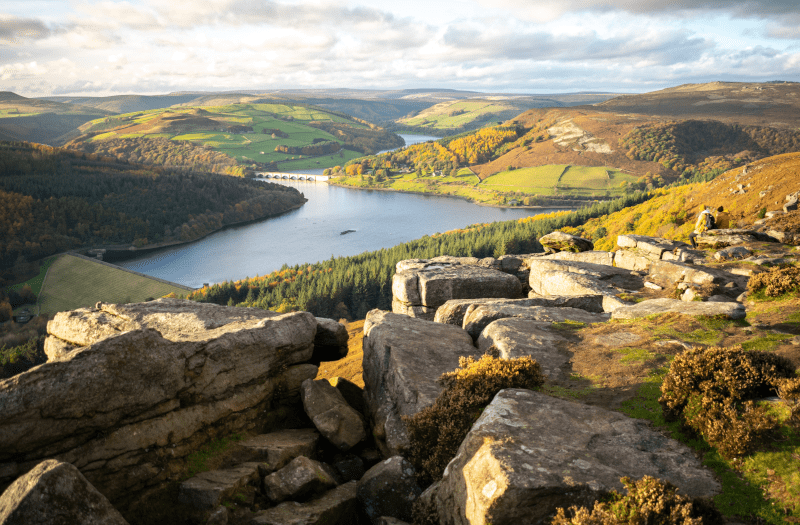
[399,100,516,129]
[480,165,639,197]
[79,102,369,169]
[38,254,190,315]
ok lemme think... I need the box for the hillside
[0,141,307,277]
[564,151,800,250]
[64,102,404,173]
[0,92,113,146]
[331,82,800,204]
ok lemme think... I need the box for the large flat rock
[251,481,358,525]
[540,251,614,266]
[434,295,604,329]
[392,262,522,313]
[0,299,317,505]
[178,462,260,511]
[476,319,571,378]
[462,304,608,341]
[362,310,479,456]
[433,389,720,525]
[611,298,746,320]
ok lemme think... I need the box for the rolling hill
[332,82,800,204]
[64,102,405,173]
[0,92,113,146]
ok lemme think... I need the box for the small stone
[644,282,662,290]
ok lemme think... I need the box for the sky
[1,0,799,98]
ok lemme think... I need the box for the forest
[0,141,306,278]
[187,190,651,319]
[620,120,800,178]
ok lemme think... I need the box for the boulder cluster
[0,224,796,524]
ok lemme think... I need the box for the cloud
[0,17,51,43]
[475,0,800,22]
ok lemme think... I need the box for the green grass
[616,347,665,364]
[38,254,190,315]
[618,371,797,524]
[6,256,56,297]
[399,100,515,129]
[741,333,792,352]
[186,434,244,479]
[482,165,567,194]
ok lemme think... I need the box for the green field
[399,100,517,129]
[80,102,372,170]
[481,165,639,197]
[37,254,191,315]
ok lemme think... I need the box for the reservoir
[118,135,562,288]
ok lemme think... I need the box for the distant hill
[335,82,800,202]
[38,94,203,114]
[64,102,404,173]
[0,92,112,145]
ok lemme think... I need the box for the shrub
[659,345,796,457]
[747,265,800,298]
[404,351,545,487]
[551,475,723,525]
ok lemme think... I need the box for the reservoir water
[118,135,560,288]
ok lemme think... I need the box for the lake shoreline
[326,180,576,210]
[89,200,308,263]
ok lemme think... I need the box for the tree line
[0,141,306,275]
[188,190,651,319]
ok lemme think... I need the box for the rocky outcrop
[179,462,261,512]
[312,318,349,364]
[251,481,358,525]
[357,456,421,524]
[527,258,640,312]
[612,298,746,320]
[476,319,572,378]
[462,304,608,341]
[301,379,366,451]
[239,429,320,472]
[432,389,720,525]
[0,459,129,525]
[538,231,593,253]
[392,259,522,320]
[362,310,478,456]
[434,295,604,329]
[0,299,318,508]
[263,456,339,503]
[542,250,615,266]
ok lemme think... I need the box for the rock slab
[0,459,129,525]
[612,298,746,320]
[301,379,366,451]
[433,389,720,525]
[357,456,421,524]
[251,481,358,525]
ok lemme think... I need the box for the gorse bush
[747,265,800,298]
[551,476,723,525]
[404,351,545,487]
[659,345,796,458]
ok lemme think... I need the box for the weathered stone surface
[312,318,348,363]
[613,250,653,272]
[362,310,478,456]
[391,299,436,321]
[0,459,129,525]
[527,259,641,312]
[331,454,365,483]
[785,196,798,213]
[649,260,716,286]
[263,456,338,503]
[42,335,76,361]
[612,298,746,320]
[476,319,571,378]
[0,299,317,505]
[463,304,608,341]
[617,235,689,258]
[542,250,615,266]
[714,246,752,260]
[434,296,604,328]
[301,379,366,451]
[251,481,358,525]
[398,264,523,310]
[695,233,758,248]
[178,462,260,511]
[539,231,594,253]
[239,429,320,472]
[357,456,421,524]
[434,389,720,525]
